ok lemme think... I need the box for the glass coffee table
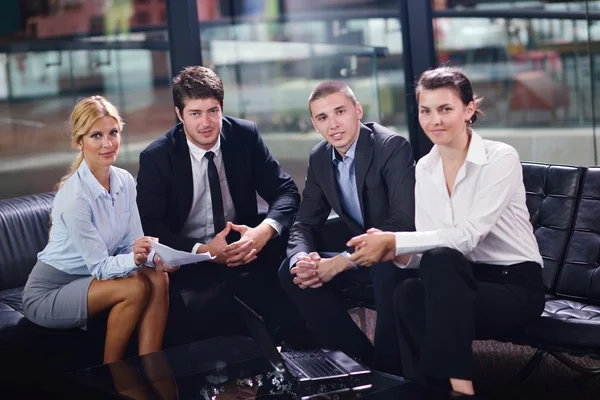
[67,335,476,399]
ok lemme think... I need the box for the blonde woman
[23,96,177,363]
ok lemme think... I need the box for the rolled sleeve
[192,242,203,254]
[262,218,283,237]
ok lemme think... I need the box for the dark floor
[348,308,600,400]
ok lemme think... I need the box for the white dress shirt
[395,130,543,266]
[182,137,282,253]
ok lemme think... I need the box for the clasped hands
[133,236,180,273]
[199,222,275,267]
[291,228,405,290]
[346,228,398,266]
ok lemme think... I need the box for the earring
[465,119,472,125]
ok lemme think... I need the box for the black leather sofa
[0,192,104,383]
[507,163,600,385]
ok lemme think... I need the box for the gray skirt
[22,260,95,329]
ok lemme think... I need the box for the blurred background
[0,0,599,198]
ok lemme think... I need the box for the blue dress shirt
[332,138,364,228]
[38,160,154,280]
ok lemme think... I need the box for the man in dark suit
[278,81,415,375]
[137,66,300,343]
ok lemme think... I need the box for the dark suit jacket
[287,123,415,259]
[137,116,300,252]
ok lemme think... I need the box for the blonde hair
[56,96,124,191]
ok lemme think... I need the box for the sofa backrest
[522,163,583,292]
[0,193,54,290]
[555,167,600,303]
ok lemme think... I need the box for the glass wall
[0,0,173,199]
[6,1,594,197]
[197,1,406,192]
[433,0,600,166]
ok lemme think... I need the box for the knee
[420,247,464,276]
[149,269,170,298]
[126,273,151,305]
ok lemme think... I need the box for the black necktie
[205,151,226,234]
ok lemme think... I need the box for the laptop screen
[234,296,288,374]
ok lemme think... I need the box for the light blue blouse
[38,160,154,280]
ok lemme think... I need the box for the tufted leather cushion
[513,167,600,353]
[518,298,600,353]
[0,193,54,291]
[0,287,46,342]
[522,163,583,291]
[555,167,600,302]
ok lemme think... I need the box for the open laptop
[234,296,371,383]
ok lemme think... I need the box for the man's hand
[347,229,396,266]
[221,223,275,267]
[198,223,233,264]
[291,252,321,288]
[153,254,180,273]
[291,253,351,289]
[133,236,156,266]
[315,255,351,285]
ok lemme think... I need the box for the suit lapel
[354,125,374,224]
[172,127,194,223]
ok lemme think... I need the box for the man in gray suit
[279,81,416,375]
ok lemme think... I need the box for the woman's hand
[346,229,396,266]
[133,236,155,266]
[153,254,180,273]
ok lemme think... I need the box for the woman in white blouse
[346,67,545,395]
[23,96,177,363]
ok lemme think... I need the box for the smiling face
[310,91,363,155]
[417,87,475,148]
[175,98,223,151]
[80,116,121,171]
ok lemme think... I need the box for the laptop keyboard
[283,350,346,378]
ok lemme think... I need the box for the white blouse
[395,130,543,266]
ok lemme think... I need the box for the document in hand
[150,241,215,266]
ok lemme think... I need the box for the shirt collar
[421,129,488,172]
[464,130,488,166]
[78,159,124,200]
[331,132,359,164]
[187,136,221,161]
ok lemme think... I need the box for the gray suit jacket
[287,123,416,259]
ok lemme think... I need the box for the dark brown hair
[172,66,224,113]
[308,81,357,116]
[416,67,483,124]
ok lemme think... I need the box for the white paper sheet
[150,240,215,266]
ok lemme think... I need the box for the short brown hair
[308,81,357,116]
[172,66,224,113]
[416,67,483,124]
